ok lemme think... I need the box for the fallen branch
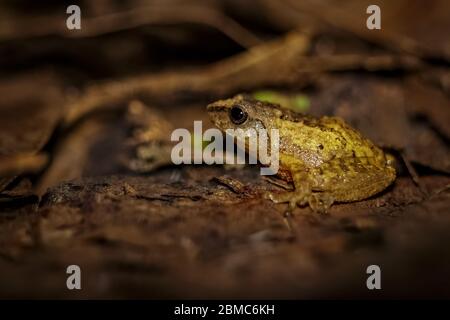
[0,4,262,48]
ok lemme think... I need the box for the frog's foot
[308,192,335,214]
[265,189,310,211]
[265,190,335,214]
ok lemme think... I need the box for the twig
[0,153,48,177]
[282,0,426,57]
[63,30,312,126]
[0,4,262,48]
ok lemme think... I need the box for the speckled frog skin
[207,94,396,213]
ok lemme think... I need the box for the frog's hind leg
[314,157,396,203]
[266,158,395,213]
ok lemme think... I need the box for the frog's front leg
[265,171,310,210]
[266,170,335,213]
[266,181,309,210]
[308,192,335,214]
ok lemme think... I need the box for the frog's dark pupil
[230,105,248,124]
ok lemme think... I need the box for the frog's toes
[308,192,335,214]
[265,190,309,210]
[264,191,287,203]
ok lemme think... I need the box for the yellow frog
[207,94,396,213]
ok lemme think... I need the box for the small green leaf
[253,90,310,113]
[252,90,278,103]
[293,95,310,112]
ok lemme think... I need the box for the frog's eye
[229,105,248,125]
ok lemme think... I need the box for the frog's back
[274,114,386,169]
[318,116,386,159]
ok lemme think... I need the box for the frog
[207,94,396,213]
